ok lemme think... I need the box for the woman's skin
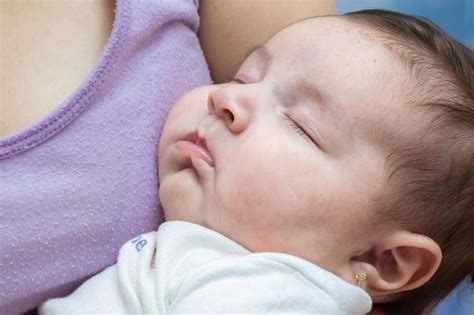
[0,0,115,138]
[0,0,336,138]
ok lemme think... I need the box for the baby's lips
[175,139,215,166]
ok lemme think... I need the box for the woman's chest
[0,0,114,138]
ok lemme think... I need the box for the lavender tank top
[0,0,211,313]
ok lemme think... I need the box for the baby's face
[158,17,421,273]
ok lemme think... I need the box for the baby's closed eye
[283,113,319,147]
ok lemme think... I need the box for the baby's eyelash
[284,115,314,144]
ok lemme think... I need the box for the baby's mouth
[175,132,215,167]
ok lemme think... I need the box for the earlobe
[350,230,442,302]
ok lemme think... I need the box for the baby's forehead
[266,17,394,67]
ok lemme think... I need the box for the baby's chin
[158,171,205,222]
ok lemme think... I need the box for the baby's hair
[343,9,474,315]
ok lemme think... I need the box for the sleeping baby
[40,9,473,315]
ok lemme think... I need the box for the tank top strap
[123,0,200,48]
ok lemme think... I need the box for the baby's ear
[350,230,442,303]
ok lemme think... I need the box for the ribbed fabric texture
[39,221,373,314]
[0,0,211,313]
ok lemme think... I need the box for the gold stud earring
[354,271,367,286]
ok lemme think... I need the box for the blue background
[336,1,473,314]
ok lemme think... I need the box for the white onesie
[39,220,372,314]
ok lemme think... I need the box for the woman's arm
[198,0,336,83]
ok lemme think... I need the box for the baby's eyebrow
[296,77,328,107]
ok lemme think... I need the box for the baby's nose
[207,86,251,134]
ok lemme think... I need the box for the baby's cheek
[216,159,296,227]
[229,185,272,226]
